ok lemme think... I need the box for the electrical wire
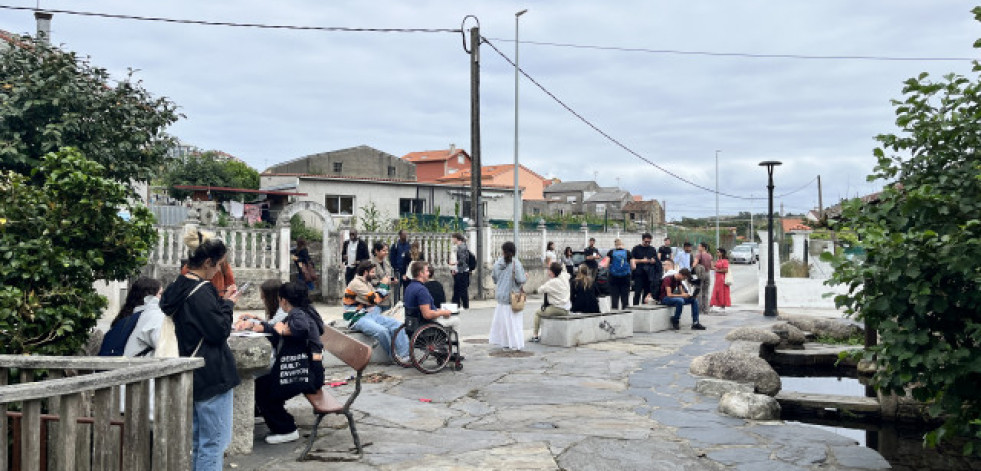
[486,38,975,62]
[0,5,461,33]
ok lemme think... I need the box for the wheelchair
[391,315,463,374]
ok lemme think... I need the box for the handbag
[301,260,320,282]
[509,263,526,312]
[724,270,733,287]
[269,310,323,397]
[156,281,208,358]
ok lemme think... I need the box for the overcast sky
[2,1,978,220]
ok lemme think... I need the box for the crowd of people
[102,227,732,468]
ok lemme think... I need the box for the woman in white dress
[489,241,528,350]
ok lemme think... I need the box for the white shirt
[123,295,165,357]
[347,239,359,266]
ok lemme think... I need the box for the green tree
[161,151,259,201]
[825,8,981,453]
[0,37,179,184]
[0,149,158,355]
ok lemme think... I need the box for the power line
[488,38,975,62]
[482,37,758,201]
[0,5,461,33]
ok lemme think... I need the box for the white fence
[151,226,281,270]
[487,228,667,261]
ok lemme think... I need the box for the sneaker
[265,430,300,444]
[692,323,706,330]
[671,319,680,330]
[530,336,541,343]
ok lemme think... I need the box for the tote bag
[156,281,208,358]
[724,270,734,287]
[509,264,526,311]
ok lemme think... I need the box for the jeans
[192,388,233,471]
[352,311,409,359]
[662,296,699,324]
[452,272,470,309]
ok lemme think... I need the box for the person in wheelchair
[403,261,460,333]
[343,260,410,362]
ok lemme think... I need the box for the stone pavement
[225,303,892,470]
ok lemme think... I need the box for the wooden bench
[630,304,674,332]
[299,325,372,461]
[325,321,397,366]
[538,311,634,347]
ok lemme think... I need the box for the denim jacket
[491,257,527,304]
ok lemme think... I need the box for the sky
[2,1,978,221]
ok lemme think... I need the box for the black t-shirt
[631,244,656,262]
[583,246,600,269]
[658,245,673,261]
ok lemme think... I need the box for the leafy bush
[825,9,981,453]
[780,260,810,278]
[0,149,157,355]
[290,215,322,242]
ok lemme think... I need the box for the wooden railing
[0,356,204,471]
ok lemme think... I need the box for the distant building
[622,200,665,228]
[435,164,548,200]
[542,180,601,214]
[265,145,416,181]
[584,188,633,219]
[402,145,471,182]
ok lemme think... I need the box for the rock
[857,359,877,375]
[779,315,864,341]
[695,378,754,397]
[771,322,806,345]
[778,315,816,333]
[725,327,781,345]
[690,351,782,396]
[728,340,765,356]
[718,391,781,420]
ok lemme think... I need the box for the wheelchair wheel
[391,324,413,368]
[410,324,451,374]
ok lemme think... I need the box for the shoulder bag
[509,263,526,312]
[724,268,733,287]
[155,281,208,358]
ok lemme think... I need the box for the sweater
[535,271,571,309]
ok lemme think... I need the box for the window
[332,162,343,173]
[461,201,487,219]
[388,166,396,177]
[532,208,541,216]
[595,203,606,215]
[458,155,465,164]
[399,198,425,215]
[325,195,354,215]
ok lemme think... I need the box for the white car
[730,245,755,264]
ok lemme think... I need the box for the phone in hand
[237,282,252,294]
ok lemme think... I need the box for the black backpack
[467,250,477,272]
[98,312,145,356]
[594,267,611,296]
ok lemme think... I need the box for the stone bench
[630,304,673,332]
[539,310,634,347]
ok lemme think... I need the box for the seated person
[530,262,571,342]
[659,268,705,331]
[570,264,601,313]
[403,260,459,333]
[343,260,409,362]
[423,265,446,309]
[646,259,677,304]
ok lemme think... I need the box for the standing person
[660,268,705,331]
[711,248,732,312]
[160,227,241,471]
[543,241,557,274]
[181,259,236,300]
[630,233,660,305]
[531,262,571,342]
[343,260,409,362]
[371,241,395,311]
[389,230,411,303]
[291,237,315,291]
[489,242,527,351]
[674,241,694,271]
[450,233,471,313]
[115,277,164,357]
[561,247,575,276]
[236,282,325,445]
[583,238,601,276]
[570,264,601,313]
[341,229,369,285]
[606,238,632,310]
[658,237,674,263]
[694,242,714,314]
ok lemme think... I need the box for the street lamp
[513,8,527,244]
[715,150,720,249]
[759,160,782,317]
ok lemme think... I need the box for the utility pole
[468,24,484,298]
[715,150,720,249]
[513,9,527,244]
[817,175,824,221]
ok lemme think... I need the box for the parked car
[730,245,755,264]
[736,242,759,262]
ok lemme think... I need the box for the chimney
[34,11,52,44]
[448,143,456,155]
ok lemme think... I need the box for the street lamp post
[513,8,527,244]
[715,150,720,249]
[759,161,782,317]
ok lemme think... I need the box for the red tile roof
[781,218,812,233]
[402,148,469,163]
[436,164,547,182]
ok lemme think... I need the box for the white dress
[489,257,527,350]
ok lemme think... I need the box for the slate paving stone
[774,443,829,466]
[558,436,725,471]
[705,446,774,466]
[748,423,860,446]
[676,426,761,447]
[733,461,809,471]
[832,445,893,469]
